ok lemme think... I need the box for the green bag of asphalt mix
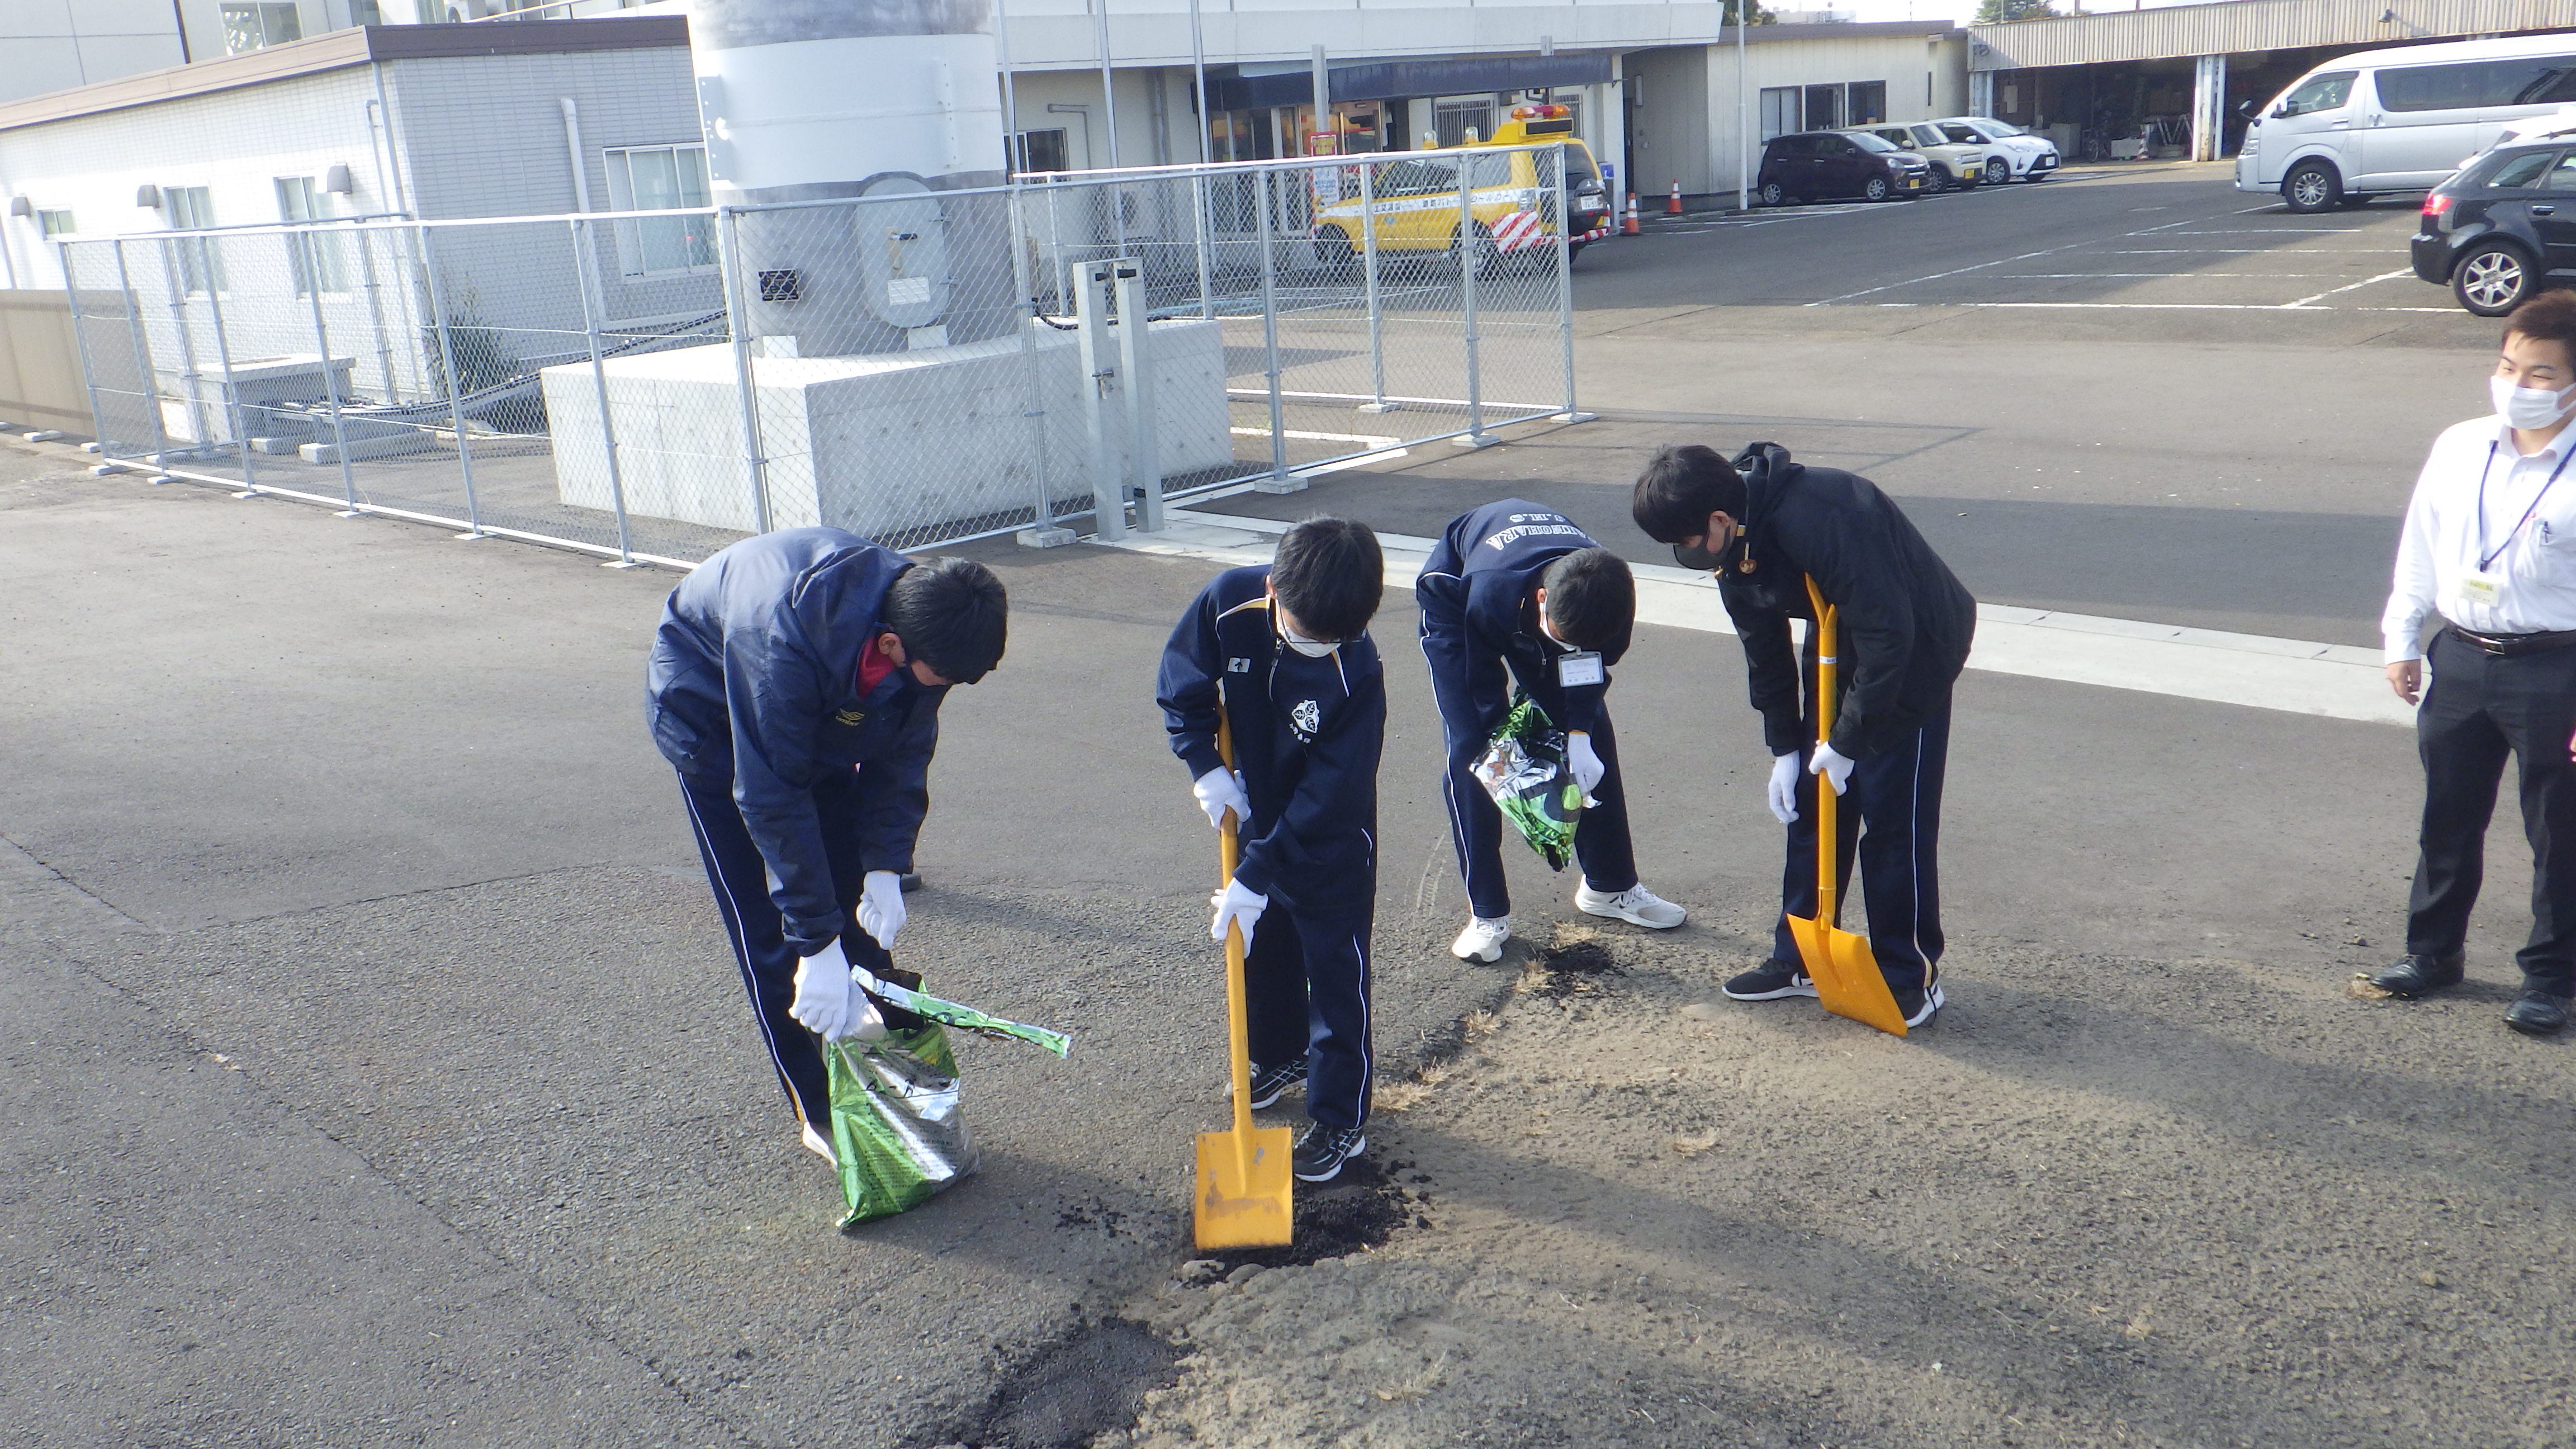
[1471,694,1582,870]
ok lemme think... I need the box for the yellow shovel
[1786,577,1910,1039]
[1194,714,1295,1249]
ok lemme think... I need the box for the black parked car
[2413,132,2576,316]
[1756,131,1931,206]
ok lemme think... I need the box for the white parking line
[2283,268,2417,309]
[1106,513,2410,727]
[1920,301,2451,313]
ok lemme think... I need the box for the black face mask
[1672,528,1744,574]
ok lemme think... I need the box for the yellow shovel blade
[1192,1125,1296,1249]
[1787,913,1909,1038]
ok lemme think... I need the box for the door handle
[2536,205,2559,215]
[2331,119,2350,128]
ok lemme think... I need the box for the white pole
[1737,4,1750,211]
[996,0,1021,171]
[1094,0,1121,170]
[1189,0,1210,163]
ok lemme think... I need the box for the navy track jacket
[646,528,944,956]
[1718,443,1976,760]
[1416,499,1630,733]
[1158,565,1385,912]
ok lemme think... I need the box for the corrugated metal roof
[1971,0,2576,70]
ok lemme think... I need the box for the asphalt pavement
[3,164,2559,1448]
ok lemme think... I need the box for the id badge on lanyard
[2463,440,2576,611]
[1555,651,1605,688]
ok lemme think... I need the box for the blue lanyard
[2474,438,2576,572]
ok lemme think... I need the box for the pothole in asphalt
[922,1316,1181,1449]
[1527,936,1622,998]
[1201,1152,1423,1271]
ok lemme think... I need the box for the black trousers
[1243,899,1376,1130]
[676,768,896,1136]
[2407,629,2576,992]
[1771,698,1952,996]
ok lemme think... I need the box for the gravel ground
[1115,911,2576,1449]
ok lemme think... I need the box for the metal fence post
[154,239,212,462]
[1009,183,1072,547]
[416,222,486,538]
[1252,168,1301,493]
[1190,170,1215,321]
[296,230,364,513]
[718,208,773,535]
[1357,158,1394,415]
[1456,151,1495,449]
[1554,143,1593,425]
[195,238,259,499]
[570,216,640,567]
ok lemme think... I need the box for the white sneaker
[1575,883,1687,929]
[800,1123,837,1167]
[1451,915,1512,963]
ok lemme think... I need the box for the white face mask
[2492,374,2576,430]
[1280,619,1340,659]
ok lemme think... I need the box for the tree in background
[1975,0,2058,20]
[1720,0,1775,23]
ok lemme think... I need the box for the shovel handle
[1805,577,1840,927]
[1215,714,1258,1150]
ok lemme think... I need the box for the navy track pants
[677,768,895,1137]
[1243,900,1376,1130]
[1428,668,1639,920]
[1772,699,1952,996]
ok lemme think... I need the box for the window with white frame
[220,2,302,54]
[1759,87,1799,139]
[164,186,227,295]
[276,176,349,296]
[37,209,75,237]
[602,144,715,278]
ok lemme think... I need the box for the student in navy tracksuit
[1417,500,1687,965]
[1632,443,1974,1027]
[646,529,1007,1166]
[1158,519,1386,1183]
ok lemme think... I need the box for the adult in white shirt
[2374,292,2576,1035]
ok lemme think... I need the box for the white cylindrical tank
[689,0,1011,356]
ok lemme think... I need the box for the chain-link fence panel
[53,145,1585,566]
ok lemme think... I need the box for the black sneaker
[1893,981,1945,1027]
[1722,959,1819,1001]
[1244,1058,1308,1110]
[1292,1124,1366,1182]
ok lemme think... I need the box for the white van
[2235,34,2576,212]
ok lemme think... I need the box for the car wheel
[2454,241,2539,317]
[1984,159,2011,186]
[1758,180,1789,207]
[1313,225,1353,267]
[1567,240,1586,263]
[1863,176,1892,202]
[2283,161,2342,213]
[1450,222,1498,270]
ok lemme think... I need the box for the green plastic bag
[1471,695,1583,870]
[824,975,1073,1230]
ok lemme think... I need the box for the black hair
[1540,547,1635,652]
[883,556,1007,684]
[1270,517,1384,643]
[1631,443,1749,543]
[2507,291,2576,363]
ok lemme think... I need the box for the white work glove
[791,939,884,1043]
[855,869,907,950]
[1210,877,1269,947]
[1565,730,1605,806]
[1767,750,1802,825]
[1192,766,1252,831]
[1810,741,1855,797]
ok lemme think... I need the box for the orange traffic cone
[1622,195,1640,235]
[1666,179,1683,215]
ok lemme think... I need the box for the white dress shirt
[2382,414,2576,662]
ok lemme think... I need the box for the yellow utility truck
[1309,105,1612,265]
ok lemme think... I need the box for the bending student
[2373,292,2576,1037]
[646,529,1007,1165]
[1633,443,1973,1029]
[1157,518,1387,1183]
[1418,500,1687,964]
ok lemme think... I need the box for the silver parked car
[1931,117,2062,182]
[1856,122,2010,191]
